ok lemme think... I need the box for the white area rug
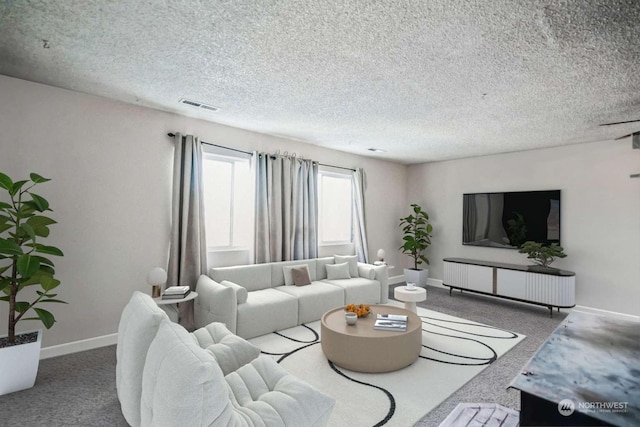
[249,302,525,427]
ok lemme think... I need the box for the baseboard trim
[389,276,445,288]
[40,333,118,360]
[389,275,405,285]
[572,305,640,322]
[426,278,445,288]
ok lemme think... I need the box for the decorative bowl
[345,303,372,318]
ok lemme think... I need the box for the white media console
[443,258,575,316]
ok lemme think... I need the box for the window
[318,169,353,245]
[202,148,252,249]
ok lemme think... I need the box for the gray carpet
[0,284,566,426]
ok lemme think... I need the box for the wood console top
[443,258,575,277]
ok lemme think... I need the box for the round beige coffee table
[320,305,422,373]
[394,286,427,313]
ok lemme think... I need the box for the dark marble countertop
[509,311,640,427]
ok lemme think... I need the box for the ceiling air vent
[179,98,220,112]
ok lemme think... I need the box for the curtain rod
[167,133,252,156]
[167,133,355,172]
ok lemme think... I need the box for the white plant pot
[0,330,42,396]
[404,268,429,287]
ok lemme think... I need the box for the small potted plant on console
[518,241,566,272]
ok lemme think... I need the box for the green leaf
[30,173,51,184]
[0,295,9,301]
[40,276,60,292]
[0,222,11,234]
[0,278,11,292]
[0,201,12,210]
[40,298,67,304]
[14,301,29,313]
[33,308,56,329]
[28,193,50,212]
[39,265,55,275]
[0,172,13,190]
[17,254,40,278]
[26,216,57,227]
[27,216,56,238]
[34,255,55,267]
[35,245,63,257]
[10,180,29,196]
[20,202,38,216]
[20,223,36,243]
[0,238,23,255]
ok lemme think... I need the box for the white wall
[0,75,407,347]
[407,141,640,316]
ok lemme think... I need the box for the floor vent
[179,98,220,112]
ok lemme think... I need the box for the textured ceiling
[1,1,639,164]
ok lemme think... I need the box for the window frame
[202,146,252,251]
[317,168,354,246]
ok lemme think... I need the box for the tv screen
[463,190,561,248]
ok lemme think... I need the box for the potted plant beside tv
[0,172,65,395]
[518,241,566,272]
[399,203,433,287]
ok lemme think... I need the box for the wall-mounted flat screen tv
[463,190,561,249]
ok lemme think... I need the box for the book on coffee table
[377,313,408,322]
[373,320,407,332]
[374,313,408,332]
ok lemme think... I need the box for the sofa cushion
[292,265,312,286]
[191,322,260,376]
[221,280,248,304]
[323,277,381,305]
[283,264,310,286]
[225,356,335,427]
[236,289,299,339]
[194,275,238,334]
[275,282,345,324]
[358,263,376,280]
[334,254,359,278]
[210,263,272,292]
[315,257,334,280]
[326,262,351,280]
[274,259,317,286]
[141,320,234,427]
[116,291,169,427]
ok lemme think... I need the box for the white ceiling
[1,1,639,164]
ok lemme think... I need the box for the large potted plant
[399,203,433,287]
[0,172,65,395]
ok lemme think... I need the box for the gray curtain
[167,133,207,330]
[254,153,318,263]
[352,168,369,263]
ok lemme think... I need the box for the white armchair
[141,320,335,427]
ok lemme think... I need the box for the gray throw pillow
[291,266,312,286]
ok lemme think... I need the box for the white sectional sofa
[194,255,388,339]
[117,291,335,427]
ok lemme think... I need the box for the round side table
[393,286,426,313]
[153,292,198,323]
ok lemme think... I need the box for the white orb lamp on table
[374,248,387,266]
[146,267,167,298]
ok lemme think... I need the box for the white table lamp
[147,267,167,298]
[376,249,386,262]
